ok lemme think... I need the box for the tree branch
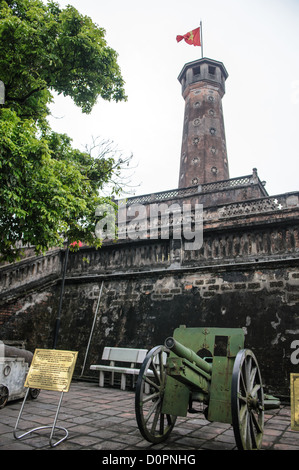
[6,85,47,104]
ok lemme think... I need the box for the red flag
[176,27,201,46]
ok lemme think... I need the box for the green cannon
[135,326,280,450]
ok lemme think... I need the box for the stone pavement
[0,380,298,451]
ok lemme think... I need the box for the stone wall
[1,258,298,398]
[65,257,299,397]
[1,191,299,399]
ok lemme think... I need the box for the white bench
[90,347,148,390]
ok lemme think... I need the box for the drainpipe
[52,246,69,349]
[80,281,104,377]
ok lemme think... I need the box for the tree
[0,0,130,263]
[0,0,127,118]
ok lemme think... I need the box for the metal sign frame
[291,373,299,432]
[14,388,68,447]
[13,349,78,447]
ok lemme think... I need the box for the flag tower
[176,25,229,188]
[177,58,229,188]
[176,22,229,188]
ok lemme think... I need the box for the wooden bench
[90,347,148,390]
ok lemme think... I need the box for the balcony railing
[121,174,263,206]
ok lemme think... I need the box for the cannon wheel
[0,385,9,409]
[29,388,40,400]
[135,345,177,444]
[231,349,264,450]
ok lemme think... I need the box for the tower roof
[178,57,228,97]
[178,57,228,83]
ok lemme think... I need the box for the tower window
[208,66,216,75]
[193,66,201,76]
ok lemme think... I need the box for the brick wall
[1,258,298,398]
[1,193,299,398]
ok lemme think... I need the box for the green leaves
[0,0,127,118]
[0,0,129,262]
[0,108,119,262]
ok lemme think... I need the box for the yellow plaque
[291,373,299,431]
[24,349,78,392]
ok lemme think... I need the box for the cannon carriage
[0,345,40,408]
[135,326,280,450]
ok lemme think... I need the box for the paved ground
[0,380,298,451]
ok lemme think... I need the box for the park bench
[90,347,148,390]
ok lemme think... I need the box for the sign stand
[13,349,78,447]
[291,373,299,432]
[14,388,68,447]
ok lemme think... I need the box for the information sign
[24,349,78,392]
[291,373,299,431]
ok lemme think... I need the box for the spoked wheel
[135,345,177,444]
[29,388,40,400]
[231,349,264,450]
[0,385,9,409]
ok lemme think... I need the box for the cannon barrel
[165,337,212,375]
[3,345,33,364]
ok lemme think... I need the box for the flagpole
[200,21,203,58]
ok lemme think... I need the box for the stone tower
[178,58,229,188]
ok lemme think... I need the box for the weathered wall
[1,250,299,399]
[1,191,299,399]
[50,260,298,397]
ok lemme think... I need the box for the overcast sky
[47,0,299,198]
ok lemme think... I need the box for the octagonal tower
[178,58,229,188]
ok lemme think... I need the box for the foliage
[0,0,127,118]
[0,0,130,262]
